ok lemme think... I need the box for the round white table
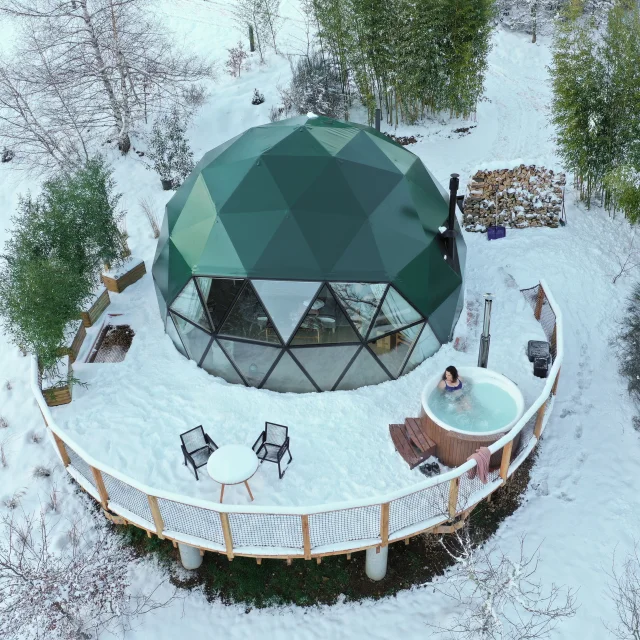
[207,445,259,503]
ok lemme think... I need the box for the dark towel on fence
[466,447,492,484]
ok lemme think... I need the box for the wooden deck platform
[389,417,437,469]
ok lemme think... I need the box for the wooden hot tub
[420,367,525,468]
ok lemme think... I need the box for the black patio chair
[180,425,218,480]
[252,422,292,479]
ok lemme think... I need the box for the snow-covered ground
[1,1,639,638]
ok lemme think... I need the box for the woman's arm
[438,380,445,389]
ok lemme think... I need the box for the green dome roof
[153,115,465,326]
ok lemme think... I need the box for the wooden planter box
[81,288,111,328]
[59,320,86,363]
[41,356,73,407]
[102,259,146,294]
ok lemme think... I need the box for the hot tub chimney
[478,293,494,368]
[375,108,381,132]
[446,173,460,263]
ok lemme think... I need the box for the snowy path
[0,9,638,639]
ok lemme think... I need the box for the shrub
[616,281,640,403]
[225,41,249,77]
[147,106,195,188]
[0,158,125,377]
[251,88,265,105]
[1,148,14,163]
[279,52,346,119]
[604,166,640,224]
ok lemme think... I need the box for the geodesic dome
[152,115,466,392]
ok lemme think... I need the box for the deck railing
[32,280,563,561]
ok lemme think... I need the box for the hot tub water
[427,382,518,433]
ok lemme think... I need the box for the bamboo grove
[311,0,496,124]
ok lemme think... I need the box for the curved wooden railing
[32,281,562,561]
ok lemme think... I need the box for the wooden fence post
[90,466,109,510]
[534,286,544,320]
[52,433,70,467]
[380,503,390,547]
[552,367,561,395]
[534,401,547,439]
[448,478,460,518]
[147,496,165,539]
[499,440,513,481]
[302,515,311,560]
[220,513,234,560]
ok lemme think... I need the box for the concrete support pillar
[365,546,388,581]
[178,543,203,570]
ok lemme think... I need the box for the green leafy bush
[0,157,125,378]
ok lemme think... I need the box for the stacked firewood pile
[463,165,566,232]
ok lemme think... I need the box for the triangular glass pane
[252,280,322,344]
[401,324,441,375]
[201,340,245,385]
[335,347,391,390]
[166,315,187,358]
[369,323,423,378]
[290,285,358,345]
[170,280,211,332]
[330,283,387,338]
[171,313,212,364]
[218,285,282,345]
[196,277,244,330]
[291,345,359,391]
[369,287,422,340]
[218,340,280,387]
[261,352,317,393]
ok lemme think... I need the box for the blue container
[487,225,506,241]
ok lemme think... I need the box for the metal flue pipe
[478,293,494,368]
[447,173,460,263]
[375,108,381,132]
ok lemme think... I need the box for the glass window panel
[261,352,317,393]
[291,345,359,391]
[170,280,211,332]
[330,282,387,338]
[218,339,280,387]
[201,340,245,385]
[369,323,423,378]
[218,285,282,345]
[290,285,358,345]
[166,315,187,358]
[196,277,244,330]
[171,313,212,363]
[335,347,390,390]
[251,280,322,344]
[401,323,441,375]
[369,287,422,340]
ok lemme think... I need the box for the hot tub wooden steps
[390,418,437,469]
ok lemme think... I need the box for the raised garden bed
[102,258,146,294]
[40,355,73,407]
[80,288,111,328]
[60,320,86,363]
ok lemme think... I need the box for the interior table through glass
[206,444,260,503]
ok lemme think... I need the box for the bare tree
[233,0,282,63]
[0,0,211,167]
[430,528,578,639]
[606,543,640,639]
[0,509,178,640]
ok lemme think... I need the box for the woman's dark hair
[442,365,459,382]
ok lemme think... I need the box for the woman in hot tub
[438,366,463,392]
